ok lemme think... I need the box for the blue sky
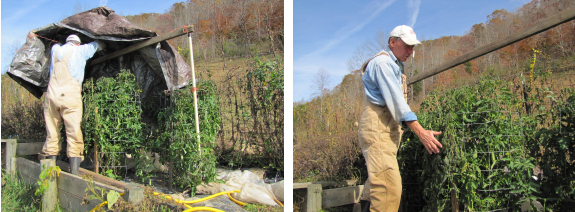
[1,0,183,74]
[294,0,532,102]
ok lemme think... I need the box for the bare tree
[311,67,331,98]
[3,40,24,74]
[311,67,331,121]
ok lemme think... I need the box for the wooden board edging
[322,185,364,209]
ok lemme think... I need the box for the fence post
[10,158,17,176]
[123,183,144,203]
[5,139,17,174]
[40,159,57,212]
[305,184,322,212]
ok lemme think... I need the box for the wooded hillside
[125,0,284,63]
[294,0,575,182]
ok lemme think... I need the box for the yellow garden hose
[91,189,283,211]
[154,190,239,204]
[152,190,248,211]
[227,193,247,206]
[273,196,284,207]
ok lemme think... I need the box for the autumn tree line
[294,0,575,181]
[125,0,284,63]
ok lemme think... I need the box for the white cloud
[2,0,50,25]
[100,0,108,6]
[303,0,396,58]
[407,0,422,27]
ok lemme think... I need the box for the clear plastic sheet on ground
[220,170,283,206]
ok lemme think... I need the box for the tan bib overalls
[42,47,84,160]
[359,57,409,212]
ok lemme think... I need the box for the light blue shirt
[362,49,417,125]
[49,41,99,85]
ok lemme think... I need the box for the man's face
[390,37,414,62]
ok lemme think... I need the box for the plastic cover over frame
[7,6,192,99]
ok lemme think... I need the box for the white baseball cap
[389,25,420,45]
[66,34,81,44]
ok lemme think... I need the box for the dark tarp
[7,6,192,99]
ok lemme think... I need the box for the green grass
[1,172,41,211]
[244,203,284,212]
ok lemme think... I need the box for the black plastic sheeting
[7,6,192,99]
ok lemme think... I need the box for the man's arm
[78,41,100,60]
[405,120,442,154]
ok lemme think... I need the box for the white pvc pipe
[188,33,201,155]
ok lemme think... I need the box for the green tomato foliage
[154,77,221,193]
[82,69,144,179]
[399,78,538,211]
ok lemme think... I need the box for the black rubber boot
[360,200,370,212]
[69,157,81,175]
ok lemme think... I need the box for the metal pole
[188,33,201,155]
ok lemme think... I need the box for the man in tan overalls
[42,34,103,175]
[358,25,443,212]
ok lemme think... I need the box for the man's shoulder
[51,43,62,50]
[371,51,394,65]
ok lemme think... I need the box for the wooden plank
[16,157,41,186]
[1,139,44,143]
[58,189,100,212]
[57,170,123,212]
[90,25,194,65]
[305,184,322,212]
[322,185,364,208]
[294,181,337,189]
[14,158,125,212]
[409,6,575,85]
[5,140,17,174]
[353,203,362,212]
[40,159,57,212]
[124,183,144,203]
[56,160,127,190]
[16,142,44,156]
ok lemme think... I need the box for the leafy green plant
[35,164,61,196]
[2,171,41,211]
[82,174,120,211]
[399,78,538,211]
[529,88,575,210]
[218,57,284,170]
[82,69,145,179]
[154,76,221,192]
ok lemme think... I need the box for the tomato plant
[399,78,538,211]
[82,69,144,179]
[152,76,221,193]
[529,88,575,210]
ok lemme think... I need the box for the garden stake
[188,32,201,155]
[94,107,99,174]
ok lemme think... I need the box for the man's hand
[97,40,106,52]
[405,121,443,154]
